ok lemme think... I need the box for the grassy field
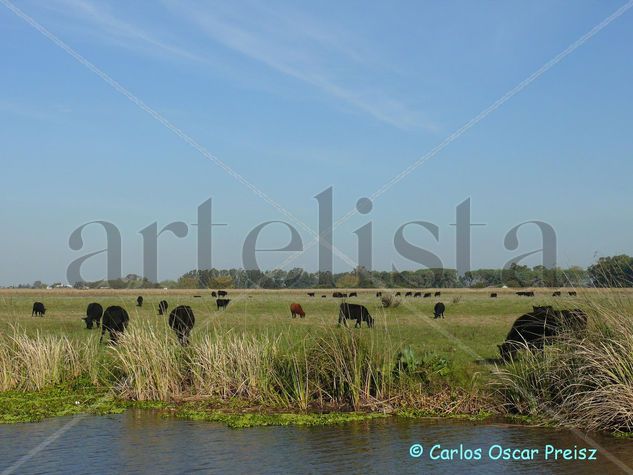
[1,288,627,384]
[2,288,632,427]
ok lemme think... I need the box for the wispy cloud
[0,101,70,121]
[26,0,436,131]
[38,0,204,62]
[165,1,438,131]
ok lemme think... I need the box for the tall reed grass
[494,293,633,432]
[0,328,98,391]
[0,325,458,412]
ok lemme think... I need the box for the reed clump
[494,293,633,432]
[0,328,97,391]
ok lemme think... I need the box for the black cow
[395,292,401,297]
[216,298,231,310]
[516,291,535,297]
[435,291,441,297]
[211,291,217,297]
[349,292,358,297]
[169,305,195,345]
[321,295,327,298]
[338,303,374,328]
[490,293,498,298]
[376,292,382,297]
[414,292,422,297]
[218,290,228,297]
[499,306,588,361]
[333,292,347,298]
[31,302,46,317]
[405,292,413,297]
[423,292,432,298]
[307,292,315,297]
[100,306,130,344]
[136,296,143,307]
[158,300,169,316]
[568,291,577,297]
[83,303,103,329]
[434,302,446,319]
[552,291,562,297]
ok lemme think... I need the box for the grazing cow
[433,302,446,319]
[169,305,195,345]
[290,303,305,318]
[568,291,577,297]
[216,298,231,310]
[376,292,382,297]
[338,303,374,328]
[423,293,432,298]
[498,306,588,361]
[321,295,327,298]
[193,295,202,298]
[405,292,413,297]
[136,296,143,307]
[100,306,130,344]
[414,292,422,297]
[516,291,535,297]
[490,293,498,298]
[435,291,441,297]
[349,292,358,297]
[218,290,228,297]
[307,292,315,297]
[395,292,401,297]
[333,292,347,298]
[211,291,217,297]
[31,302,46,317]
[83,303,103,329]
[552,291,561,297]
[158,300,169,316]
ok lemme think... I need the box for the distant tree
[336,273,359,288]
[588,255,633,287]
[210,275,234,289]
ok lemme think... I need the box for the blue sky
[1,0,632,284]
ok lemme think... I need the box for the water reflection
[0,411,631,474]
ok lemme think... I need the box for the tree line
[8,255,633,289]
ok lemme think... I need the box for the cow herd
[27,289,588,362]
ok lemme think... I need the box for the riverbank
[1,289,632,434]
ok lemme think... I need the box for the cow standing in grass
[136,296,143,307]
[338,303,374,328]
[216,298,231,310]
[158,300,169,315]
[169,305,195,345]
[434,302,445,319]
[100,306,130,344]
[32,302,46,317]
[290,303,305,318]
[83,303,103,329]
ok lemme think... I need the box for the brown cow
[290,303,305,318]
